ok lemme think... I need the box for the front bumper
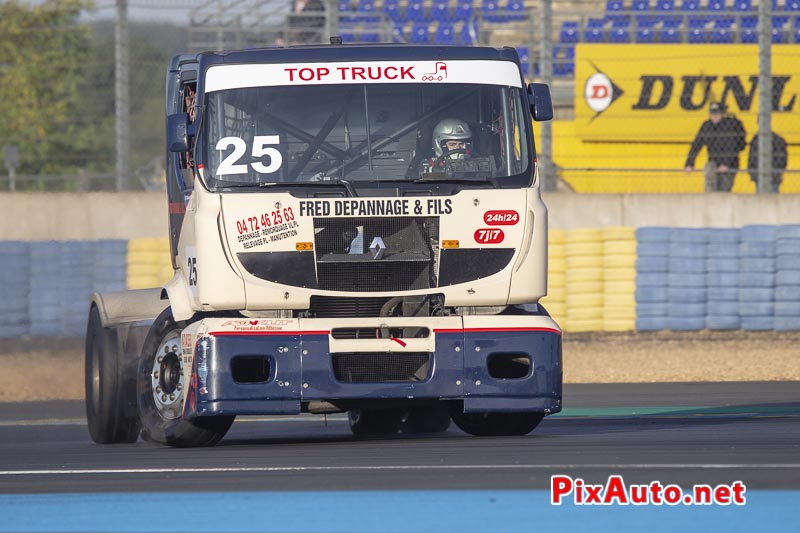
[182,314,562,418]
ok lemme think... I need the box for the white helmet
[432,118,472,158]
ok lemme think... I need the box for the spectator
[684,102,746,192]
[747,131,788,193]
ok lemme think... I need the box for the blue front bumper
[183,319,562,418]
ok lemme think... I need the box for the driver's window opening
[180,82,198,178]
[204,82,531,187]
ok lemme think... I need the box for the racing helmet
[432,118,472,159]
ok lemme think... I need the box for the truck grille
[332,352,431,383]
[313,217,439,292]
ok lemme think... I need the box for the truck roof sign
[204,60,522,92]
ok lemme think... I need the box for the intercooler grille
[332,352,431,383]
[309,296,391,318]
[313,216,439,292]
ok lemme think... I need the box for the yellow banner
[574,44,800,143]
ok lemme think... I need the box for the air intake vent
[332,352,431,383]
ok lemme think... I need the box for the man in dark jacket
[747,131,788,193]
[684,102,746,192]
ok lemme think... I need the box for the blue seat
[585,17,607,41]
[688,17,708,42]
[655,0,675,9]
[406,1,426,21]
[560,20,580,43]
[430,1,451,21]
[710,17,734,42]
[636,19,659,41]
[409,22,429,42]
[361,32,381,42]
[661,18,683,41]
[740,15,758,42]
[610,18,632,41]
[340,31,356,42]
[454,0,474,20]
[553,45,575,77]
[482,0,504,22]
[517,46,530,76]
[773,15,789,42]
[434,22,455,43]
[506,0,526,20]
[787,0,800,11]
[606,0,628,23]
[706,0,726,10]
[356,0,380,22]
[681,0,701,10]
[793,16,800,42]
[382,0,402,21]
[391,21,407,42]
[731,0,751,10]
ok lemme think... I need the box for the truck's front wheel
[137,309,234,447]
[450,409,544,437]
[85,306,141,444]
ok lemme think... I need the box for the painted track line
[1,464,799,476]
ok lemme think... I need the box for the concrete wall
[3,192,800,240]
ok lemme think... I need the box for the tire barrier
[0,242,31,338]
[775,225,800,332]
[635,226,669,331]
[540,229,566,327]
[706,228,740,330]
[738,225,775,333]
[602,227,636,331]
[127,237,173,290]
[668,228,707,331]
[564,228,605,332]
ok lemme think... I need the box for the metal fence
[0,0,793,193]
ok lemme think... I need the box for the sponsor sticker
[474,228,504,244]
[483,210,520,225]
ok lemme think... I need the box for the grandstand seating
[336,0,800,80]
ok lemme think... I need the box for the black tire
[450,408,544,437]
[137,308,234,447]
[401,404,451,434]
[348,408,404,437]
[85,306,141,444]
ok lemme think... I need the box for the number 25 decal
[216,135,283,176]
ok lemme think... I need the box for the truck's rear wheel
[137,309,234,447]
[450,409,544,437]
[348,408,404,437]
[401,405,451,434]
[85,306,141,444]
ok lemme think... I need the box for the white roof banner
[205,60,523,92]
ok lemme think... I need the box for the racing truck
[85,42,561,447]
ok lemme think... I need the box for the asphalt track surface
[0,382,798,495]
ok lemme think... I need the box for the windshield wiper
[259,179,357,197]
[369,177,498,188]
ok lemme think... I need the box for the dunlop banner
[575,44,800,143]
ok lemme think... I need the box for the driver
[421,118,472,173]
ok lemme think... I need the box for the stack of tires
[667,228,708,331]
[706,228,741,330]
[544,229,567,326]
[564,229,604,332]
[602,227,636,331]
[634,227,670,331]
[775,225,800,331]
[127,237,172,289]
[93,240,129,293]
[0,242,31,338]
[60,241,95,337]
[29,242,62,336]
[738,225,776,331]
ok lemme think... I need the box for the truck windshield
[202,81,532,189]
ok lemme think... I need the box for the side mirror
[167,113,190,152]
[528,83,554,122]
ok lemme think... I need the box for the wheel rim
[150,331,184,420]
